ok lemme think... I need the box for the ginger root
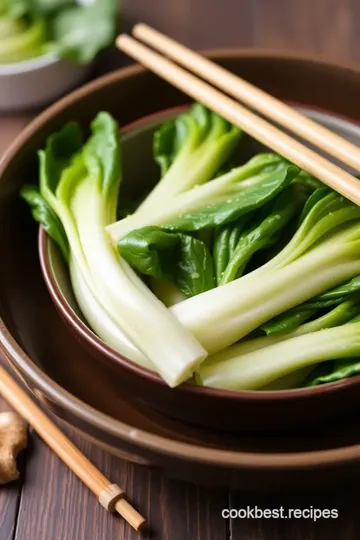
[0,412,27,484]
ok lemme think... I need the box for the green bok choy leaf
[218,184,304,284]
[118,226,216,297]
[305,357,360,387]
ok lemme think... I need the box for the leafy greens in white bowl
[0,0,118,110]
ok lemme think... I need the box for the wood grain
[14,419,228,540]
[1,0,360,539]
[123,0,360,62]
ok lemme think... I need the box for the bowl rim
[3,49,360,469]
[39,102,360,402]
[0,52,60,75]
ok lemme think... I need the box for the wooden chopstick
[0,364,145,532]
[133,23,360,172]
[117,33,360,206]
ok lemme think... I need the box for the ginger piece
[0,412,27,484]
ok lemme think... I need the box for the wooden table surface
[1,1,360,539]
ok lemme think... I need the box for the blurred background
[1,0,358,114]
[120,0,357,62]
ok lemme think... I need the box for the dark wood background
[1,1,360,539]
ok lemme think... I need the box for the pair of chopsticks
[117,24,360,204]
[0,364,145,532]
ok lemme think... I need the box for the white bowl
[0,53,90,111]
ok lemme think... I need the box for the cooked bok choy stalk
[69,259,153,370]
[205,299,360,360]
[149,278,186,307]
[196,319,360,390]
[261,272,360,335]
[171,227,360,353]
[259,368,314,390]
[24,185,153,371]
[21,112,207,387]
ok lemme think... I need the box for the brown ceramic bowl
[37,75,360,432]
[2,51,360,488]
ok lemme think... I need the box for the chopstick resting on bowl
[0,364,145,532]
[133,24,360,172]
[116,29,360,206]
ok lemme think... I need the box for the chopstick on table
[132,24,360,172]
[116,31,360,206]
[0,364,145,532]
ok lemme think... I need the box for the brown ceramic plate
[2,51,360,488]
[39,100,360,432]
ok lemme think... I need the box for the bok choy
[136,103,241,212]
[21,112,207,387]
[22,102,360,392]
[196,318,360,390]
[0,0,118,64]
[169,191,360,354]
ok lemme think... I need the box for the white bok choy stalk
[205,298,360,359]
[196,319,360,391]
[69,257,153,370]
[20,112,206,387]
[198,298,360,390]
